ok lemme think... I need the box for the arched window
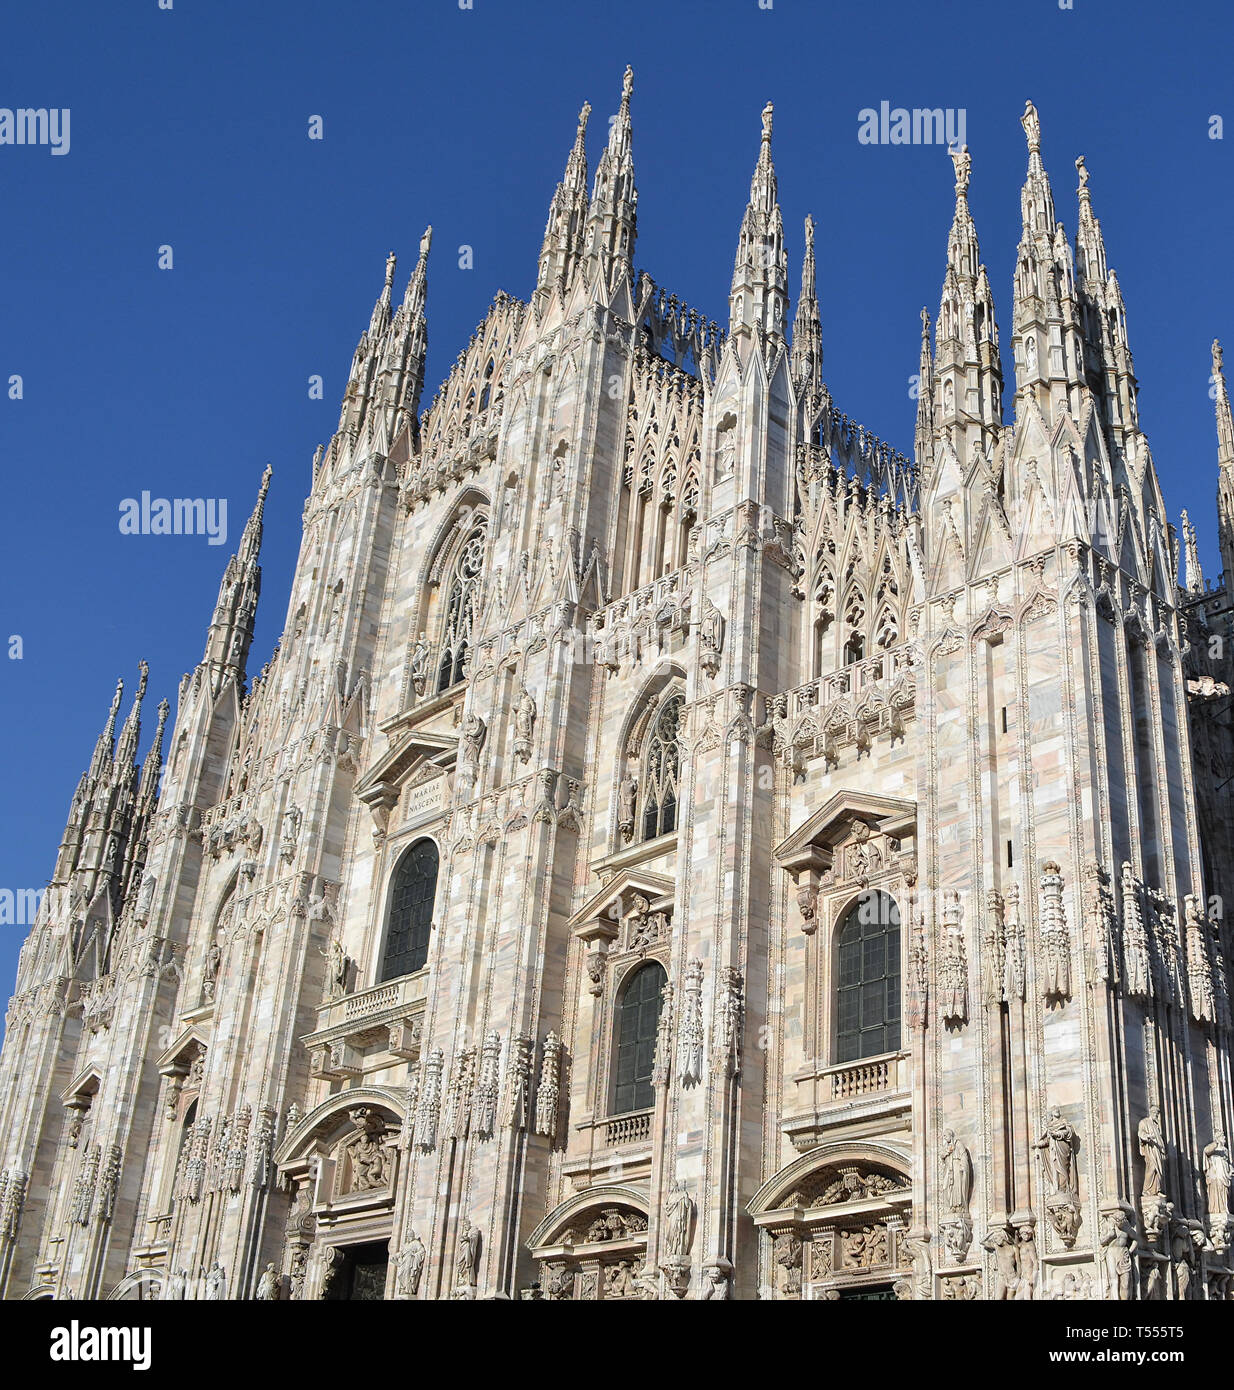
[437,520,486,692]
[835,892,901,1063]
[613,961,667,1114]
[380,839,438,981]
[641,694,683,841]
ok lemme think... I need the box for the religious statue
[164,1268,188,1301]
[204,1261,226,1301]
[203,939,222,997]
[410,632,430,695]
[320,936,349,1002]
[1138,1105,1166,1197]
[1015,1225,1038,1300]
[1100,1213,1137,1301]
[664,1182,695,1260]
[1205,1135,1231,1218]
[1021,99,1041,152]
[618,773,638,841]
[455,1215,482,1290]
[1168,1218,1198,1301]
[461,713,486,766]
[950,143,971,196]
[512,686,536,762]
[940,1128,973,1213]
[699,1257,732,1301]
[980,1227,1020,1300]
[396,1233,426,1296]
[255,1262,281,1301]
[1033,1107,1078,1197]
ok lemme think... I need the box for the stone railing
[820,1052,909,1104]
[604,1110,653,1147]
[786,647,915,715]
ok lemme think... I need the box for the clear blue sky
[2,0,1232,1010]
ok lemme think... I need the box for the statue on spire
[419,226,432,262]
[1075,155,1090,192]
[1021,100,1041,153]
[950,144,971,197]
[761,101,773,146]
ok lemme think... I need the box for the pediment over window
[567,868,675,946]
[355,731,456,834]
[774,791,916,876]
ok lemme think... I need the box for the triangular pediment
[567,867,676,936]
[356,730,457,810]
[774,791,916,873]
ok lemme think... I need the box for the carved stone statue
[410,632,430,695]
[204,1261,226,1300]
[1138,1105,1166,1197]
[1015,1225,1038,1300]
[164,1267,188,1300]
[940,1128,973,1213]
[980,1227,1019,1300]
[343,1107,390,1192]
[1100,1213,1137,1300]
[699,1257,732,1300]
[1205,1135,1231,1217]
[618,772,638,842]
[255,1262,281,1300]
[396,1233,426,1296]
[455,1214,481,1291]
[664,1182,695,1260]
[461,713,486,767]
[512,686,536,762]
[1033,1107,1078,1197]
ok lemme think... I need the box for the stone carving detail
[1121,862,1152,999]
[906,903,928,1029]
[699,1257,733,1300]
[578,1206,648,1243]
[841,1223,889,1268]
[981,889,1006,1005]
[938,891,968,1025]
[445,1045,475,1140]
[1033,1106,1081,1247]
[72,1146,99,1225]
[248,1106,277,1189]
[338,1106,391,1193]
[1084,862,1118,986]
[205,1261,226,1300]
[1205,1133,1231,1238]
[473,1029,502,1138]
[409,632,430,696]
[280,804,301,862]
[415,1048,444,1151]
[651,980,674,1087]
[1101,1210,1138,1299]
[1184,894,1216,1024]
[512,686,536,763]
[772,1230,803,1297]
[677,959,704,1086]
[699,599,724,677]
[617,773,638,843]
[939,1126,973,1262]
[454,1214,482,1297]
[503,1032,534,1129]
[1003,883,1026,1001]
[96,1144,121,1223]
[396,1233,426,1296]
[1038,860,1071,1001]
[255,1261,282,1301]
[711,967,744,1078]
[533,1030,561,1137]
[661,1181,695,1297]
[1138,1104,1166,1198]
[787,1163,909,1209]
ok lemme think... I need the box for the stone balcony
[783,1051,912,1151]
[303,970,428,1080]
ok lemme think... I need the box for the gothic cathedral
[4,74,1234,1303]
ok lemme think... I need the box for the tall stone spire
[790,214,822,391]
[136,698,169,815]
[1010,101,1085,420]
[536,103,591,305]
[370,250,397,336]
[933,145,1001,463]
[202,466,270,680]
[390,226,432,432]
[113,659,149,774]
[582,67,637,291]
[729,101,788,345]
[1213,341,1234,585]
[87,677,125,785]
[915,308,935,475]
[1181,509,1205,595]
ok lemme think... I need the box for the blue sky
[1,0,1232,1009]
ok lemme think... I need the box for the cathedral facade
[4,73,1234,1303]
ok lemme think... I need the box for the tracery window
[380,838,438,981]
[437,521,487,692]
[835,892,901,1063]
[613,961,667,1114]
[641,694,683,841]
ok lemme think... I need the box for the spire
[202,466,269,679]
[728,101,788,344]
[915,308,935,473]
[1181,510,1205,595]
[932,145,1001,460]
[790,214,823,391]
[1214,340,1234,586]
[369,250,396,335]
[1010,101,1086,418]
[137,698,170,813]
[113,659,149,773]
[87,677,124,783]
[536,103,591,303]
[582,67,637,291]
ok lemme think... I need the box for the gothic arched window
[835,892,901,1063]
[437,521,487,692]
[380,838,439,981]
[613,961,667,1114]
[641,694,684,841]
